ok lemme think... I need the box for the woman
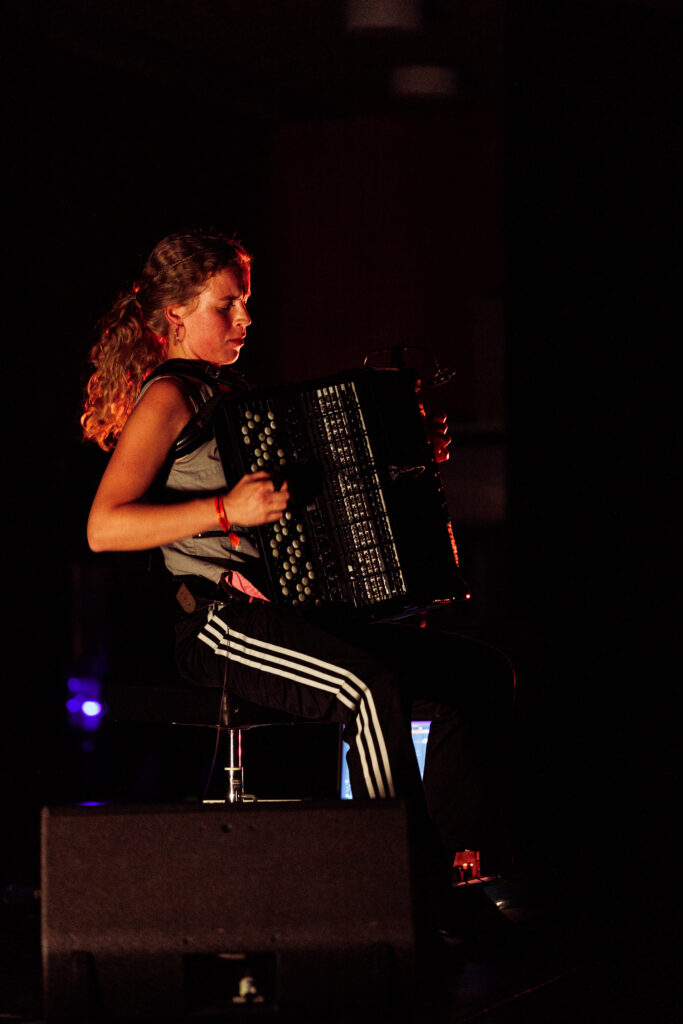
[83,228,514,892]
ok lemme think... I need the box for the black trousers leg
[175,601,515,873]
[176,601,427,814]
[330,622,517,867]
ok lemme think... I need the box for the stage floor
[1,871,678,1023]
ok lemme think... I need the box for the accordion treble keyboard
[214,368,468,620]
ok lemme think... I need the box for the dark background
[4,0,681,922]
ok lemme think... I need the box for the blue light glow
[67,676,101,697]
[66,677,104,731]
[82,700,103,718]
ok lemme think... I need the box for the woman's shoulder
[125,376,197,447]
[136,369,224,460]
[138,367,214,415]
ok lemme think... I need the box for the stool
[103,681,308,803]
[220,692,303,803]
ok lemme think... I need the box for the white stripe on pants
[198,606,396,800]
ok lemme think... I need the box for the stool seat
[104,682,298,730]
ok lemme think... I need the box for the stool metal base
[225,727,244,803]
[224,766,245,803]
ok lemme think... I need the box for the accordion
[213,368,469,621]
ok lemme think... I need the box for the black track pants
[175,598,515,867]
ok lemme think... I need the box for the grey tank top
[138,372,262,586]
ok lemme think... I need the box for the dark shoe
[439,878,512,943]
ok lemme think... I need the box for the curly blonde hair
[81,230,251,450]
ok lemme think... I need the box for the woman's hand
[425,411,452,463]
[223,473,290,527]
[417,393,451,464]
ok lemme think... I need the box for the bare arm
[87,379,289,552]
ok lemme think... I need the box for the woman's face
[169,266,251,365]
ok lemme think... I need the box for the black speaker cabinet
[41,800,416,1020]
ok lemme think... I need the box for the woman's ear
[164,305,184,331]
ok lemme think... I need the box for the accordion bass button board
[213,368,469,620]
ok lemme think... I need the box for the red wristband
[214,495,230,533]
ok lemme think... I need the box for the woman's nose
[237,300,252,326]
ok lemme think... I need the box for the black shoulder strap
[145,359,250,393]
[144,360,251,459]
